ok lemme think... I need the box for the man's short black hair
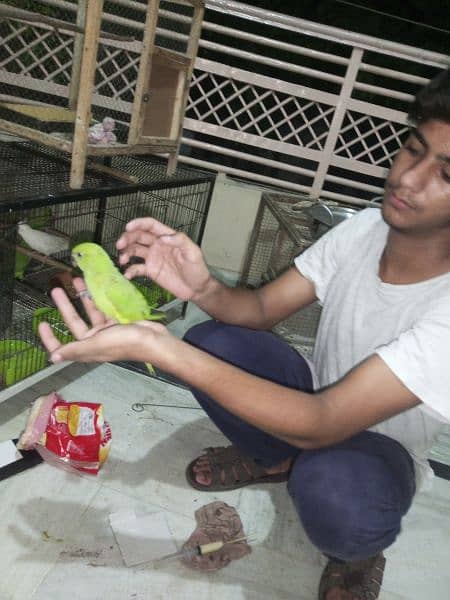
[408,68,450,125]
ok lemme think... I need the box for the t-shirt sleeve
[294,208,380,303]
[376,307,450,422]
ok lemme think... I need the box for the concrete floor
[0,304,449,599]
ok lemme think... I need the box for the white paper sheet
[0,440,22,468]
[109,509,177,567]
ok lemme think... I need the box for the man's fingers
[117,242,152,266]
[123,263,147,280]
[49,338,98,364]
[116,230,155,250]
[38,322,62,354]
[72,277,106,327]
[50,287,90,339]
[125,217,176,237]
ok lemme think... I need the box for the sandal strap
[201,446,267,488]
[319,553,386,600]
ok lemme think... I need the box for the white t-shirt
[295,208,450,488]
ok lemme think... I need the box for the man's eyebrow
[410,129,427,147]
[410,128,450,164]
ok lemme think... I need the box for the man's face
[383,119,450,235]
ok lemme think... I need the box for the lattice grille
[335,112,410,168]
[95,44,140,103]
[0,21,73,86]
[187,71,335,150]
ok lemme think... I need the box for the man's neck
[380,228,450,284]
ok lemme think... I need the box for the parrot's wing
[104,274,151,323]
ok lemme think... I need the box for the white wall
[200,173,263,280]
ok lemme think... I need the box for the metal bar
[183,118,324,162]
[205,0,448,68]
[178,155,312,194]
[36,0,449,68]
[311,47,364,197]
[193,58,340,105]
[181,136,315,178]
[199,40,344,85]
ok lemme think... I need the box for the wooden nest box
[0,0,204,188]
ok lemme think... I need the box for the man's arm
[41,283,420,449]
[162,339,421,449]
[115,218,317,330]
[192,267,317,330]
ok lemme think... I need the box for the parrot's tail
[145,362,155,376]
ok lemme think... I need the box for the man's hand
[116,217,212,302]
[39,277,169,365]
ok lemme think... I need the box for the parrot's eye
[75,252,82,257]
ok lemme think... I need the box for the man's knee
[288,450,404,561]
[183,320,240,360]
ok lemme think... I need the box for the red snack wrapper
[18,392,111,475]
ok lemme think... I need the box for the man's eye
[404,144,420,155]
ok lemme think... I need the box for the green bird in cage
[71,242,166,374]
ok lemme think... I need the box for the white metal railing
[0,0,449,205]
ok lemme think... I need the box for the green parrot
[71,242,165,374]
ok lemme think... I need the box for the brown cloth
[181,501,251,571]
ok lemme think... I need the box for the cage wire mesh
[240,192,325,355]
[0,138,214,389]
[0,0,199,142]
[0,222,16,336]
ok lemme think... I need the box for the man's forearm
[192,276,269,329]
[160,334,325,448]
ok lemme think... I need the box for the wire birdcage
[240,192,323,354]
[0,222,16,335]
[0,0,205,187]
[0,138,215,389]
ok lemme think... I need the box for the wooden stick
[70,0,105,189]
[86,159,139,183]
[127,0,160,145]
[15,245,73,273]
[68,0,87,111]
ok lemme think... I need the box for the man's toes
[195,470,212,485]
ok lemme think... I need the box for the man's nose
[399,157,432,191]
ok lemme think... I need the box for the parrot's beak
[71,253,79,268]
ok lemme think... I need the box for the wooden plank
[70,0,105,189]
[140,64,179,138]
[153,47,190,70]
[127,0,160,145]
[87,141,177,156]
[68,0,88,110]
[0,119,72,152]
[0,103,76,123]
[168,3,204,173]
[86,160,139,183]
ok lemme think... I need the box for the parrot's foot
[145,362,155,376]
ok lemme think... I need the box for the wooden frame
[0,0,205,188]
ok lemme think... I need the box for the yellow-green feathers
[71,242,164,373]
[71,242,153,324]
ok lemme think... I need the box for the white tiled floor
[0,304,449,599]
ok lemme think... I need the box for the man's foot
[186,446,293,491]
[318,553,386,600]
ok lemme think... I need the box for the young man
[40,69,450,599]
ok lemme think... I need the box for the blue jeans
[184,320,416,561]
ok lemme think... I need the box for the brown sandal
[318,553,386,599]
[185,445,290,491]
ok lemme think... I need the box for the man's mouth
[385,185,413,210]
